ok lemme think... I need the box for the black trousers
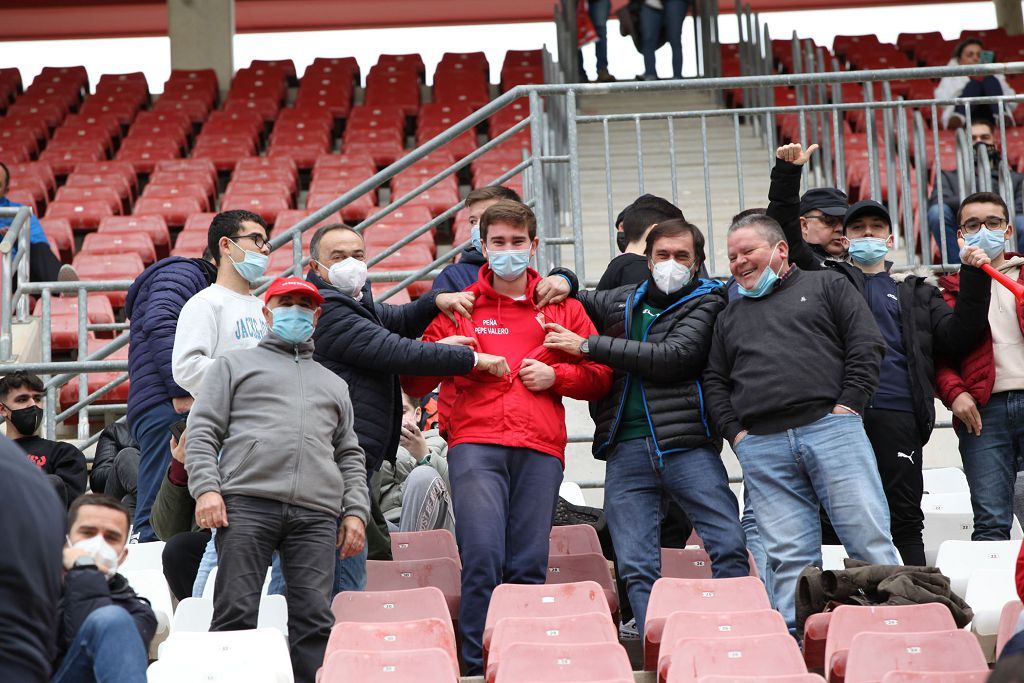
[213,495,337,683]
[104,448,139,517]
[821,408,925,566]
[162,530,211,601]
[28,242,61,282]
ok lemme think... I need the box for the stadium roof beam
[168,0,234,95]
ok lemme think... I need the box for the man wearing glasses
[768,173,850,268]
[937,192,1024,541]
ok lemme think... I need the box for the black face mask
[616,231,628,253]
[4,404,42,436]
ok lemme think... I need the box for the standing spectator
[599,194,684,290]
[126,246,216,542]
[88,421,140,515]
[640,0,689,80]
[1,371,86,508]
[544,218,748,635]
[434,186,522,293]
[703,214,900,629]
[403,200,613,674]
[55,493,156,683]
[0,161,75,282]
[926,118,1024,264]
[186,277,370,683]
[936,192,1024,541]
[578,0,615,82]
[0,436,64,683]
[772,144,993,565]
[935,38,1016,129]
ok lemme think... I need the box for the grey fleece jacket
[184,331,370,522]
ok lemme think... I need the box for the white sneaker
[619,618,639,640]
[57,264,79,282]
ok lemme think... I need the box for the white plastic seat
[119,568,172,657]
[922,494,976,565]
[935,539,1022,596]
[147,659,282,683]
[964,568,1019,657]
[257,593,289,636]
[922,468,969,495]
[119,540,166,573]
[559,481,586,506]
[821,545,849,571]
[157,629,293,683]
[202,566,273,600]
[171,595,288,637]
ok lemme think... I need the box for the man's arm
[768,145,823,271]
[826,276,886,413]
[183,358,233,500]
[332,386,370,525]
[548,303,614,402]
[399,313,460,398]
[375,289,447,339]
[701,317,743,444]
[928,263,992,359]
[150,460,195,541]
[49,444,87,504]
[144,269,205,399]
[170,296,218,397]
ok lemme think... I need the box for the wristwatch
[579,339,590,355]
[72,556,97,570]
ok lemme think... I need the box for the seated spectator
[55,493,156,683]
[0,161,75,282]
[0,435,64,683]
[433,185,522,293]
[1,371,86,508]
[186,277,370,683]
[927,118,1024,263]
[935,38,1017,129]
[89,421,140,516]
[599,194,684,290]
[375,393,454,534]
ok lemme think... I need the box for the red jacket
[935,253,1024,417]
[1017,537,1024,604]
[403,266,613,464]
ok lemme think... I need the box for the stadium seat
[98,216,171,258]
[486,612,617,683]
[119,541,167,573]
[45,200,116,232]
[922,468,969,495]
[375,53,425,77]
[64,172,133,208]
[390,529,461,567]
[331,586,453,631]
[843,630,987,683]
[155,629,293,683]
[549,524,602,556]
[878,673,989,683]
[219,193,292,224]
[698,677,826,683]
[645,577,772,671]
[996,600,1023,658]
[70,252,145,307]
[365,557,460,619]
[964,569,1019,656]
[935,539,1022,596]
[371,283,411,305]
[320,648,457,683]
[141,183,210,211]
[368,244,434,297]
[119,568,172,657]
[58,336,130,410]
[493,642,633,683]
[363,222,436,256]
[81,232,157,265]
[545,553,618,619]
[172,231,211,258]
[306,190,375,223]
[171,597,215,633]
[324,617,458,672]
[39,217,74,261]
[34,295,116,352]
[133,197,204,228]
[922,495,976,564]
[666,633,807,683]
[659,610,789,682]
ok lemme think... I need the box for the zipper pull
[294,345,299,363]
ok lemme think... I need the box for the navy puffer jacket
[125,257,216,426]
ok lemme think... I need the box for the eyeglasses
[959,216,1007,233]
[233,232,269,249]
[804,213,842,227]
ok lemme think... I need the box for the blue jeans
[741,488,774,606]
[641,0,689,78]
[51,605,148,683]
[604,438,749,635]
[333,545,367,596]
[959,391,1024,540]
[448,443,563,675]
[736,413,900,629]
[130,400,181,542]
[194,530,286,598]
[577,0,611,77]
[928,203,1024,265]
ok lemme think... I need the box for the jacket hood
[891,267,940,287]
[461,246,487,266]
[472,263,542,301]
[125,256,213,318]
[259,329,315,358]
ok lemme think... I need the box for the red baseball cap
[263,277,325,306]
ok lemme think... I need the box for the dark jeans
[640,0,689,78]
[130,401,181,542]
[577,0,611,77]
[1001,624,1024,659]
[448,444,563,675]
[213,495,337,683]
[50,606,148,683]
[29,242,61,282]
[163,530,211,602]
[955,75,1005,124]
[104,448,139,517]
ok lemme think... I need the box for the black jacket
[56,568,157,669]
[89,421,137,494]
[307,269,475,473]
[769,159,992,443]
[579,278,727,459]
[14,436,87,509]
[928,158,1024,214]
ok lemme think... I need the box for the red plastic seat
[399,184,460,217]
[148,171,216,203]
[666,634,806,683]
[71,161,138,193]
[364,72,421,117]
[81,232,156,265]
[493,642,633,683]
[53,186,121,214]
[33,295,115,351]
[503,50,544,71]
[879,672,990,683]
[433,71,490,110]
[45,200,115,232]
[545,553,618,620]
[97,215,171,259]
[331,585,452,628]
[268,141,330,170]
[390,529,460,567]
[372,282,411,304]
[661,547,758,580]
[645,577,771,671]
[365,558,460,620]
[40,218,74,261]
[38,147,105,177]
[133,197,203,228]
[363,221,437,256]
[501,66,545,92]
[306,191,375,223]
[7,173,48,208]
[6,162,56,198]
[305,56,360,81]
[344,129,406,166]
[141,183,210,211]
[170,231,209,258]
[191,142,253,172]
[996,600,1024,658]
[320,648,457,683]
[181,213,217,233]
[844,630,987,683]
[369,244,434,297]
[324,618,457,673]
[64,173,132,207]
[438,51,489,75]
[375,53,425,77]
[548,524,602,556]
[70,252,145,307]
[116,142,180,174]
[78,97,139,128]
[659,610,789,682]
[223,96,280,122]
[486,612,617,683]
[219,193,291,224]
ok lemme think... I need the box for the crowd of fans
[0,132,1023,683]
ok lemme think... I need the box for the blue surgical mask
[470,226,482,252]
[271,305,315,344]
[737,243,782,299]
[228,239,269,283]
[847,237,890,266]
[963,227,1007,259]
[488,248,531,281]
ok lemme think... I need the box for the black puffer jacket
[578,278,727,460]
[88,421,136,493]
[307,269,475,473]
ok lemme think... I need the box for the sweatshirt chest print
[27,453,46,468]
[476,318,511,335]
[235,316,269,341]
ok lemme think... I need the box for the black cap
[843,200,891,229]
[799,188,850,217]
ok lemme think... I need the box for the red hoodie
[403,266,612,464]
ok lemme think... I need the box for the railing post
[565,88,586,285]
[41,290,55,440]
[530,90,551,274]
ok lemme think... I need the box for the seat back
[844,630,988,683]
[659,610,789,680]
[666,633,806,683]
[548,524,602,556]
[325,617,457,672]
[390,529,461,568]
[487,612,616,682]
[483,580,610,651]
[331,586,453,631]
[493,641,633,683]
[320,648,457,683]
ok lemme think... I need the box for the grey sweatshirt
[185,331,370,522]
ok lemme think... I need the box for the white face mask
[323,257,367,299]
[70,534,121,579]
[651,259,694,294]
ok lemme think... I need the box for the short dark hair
[309,223,360,261]
[480,200,537,241]
[0,160,9,194]
[644,218,707,267]
[207,210,269,266]
[971,117,996,133]
[957,191,1009,226]
[953,37,984,61]
[622,195,684,245]
[465,185,521,209]
[68,493,132,537]
[0,371,44,400]
[731,208,767,225]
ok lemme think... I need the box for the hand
[195,491,228,529]
[732,430,748,448]
[172,396,194,414]
[436,335,477,348]
[435,292,475,322]
[169,432,186,464]
[831,405,856,415]
[776,142,820,166]
[474,353,510,378]
[400,420,428,459]
[337,515,366,560]
[534,276,572,307]
[543,322,586,357]
[958,241,992,269]
[62,546,92,571]
[519,358,556,392]
[951,391,982,435]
